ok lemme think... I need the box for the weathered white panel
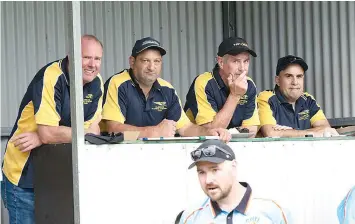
[79,139,355,224]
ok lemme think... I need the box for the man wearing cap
[184,37,260,137]
[179,140,291,224]
[101,37,231,141]
[337,186,355,224]
[257,55,338,137]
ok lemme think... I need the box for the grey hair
[82,34,104,49]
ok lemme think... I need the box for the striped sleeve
[158,78,190,130]
[304,92,327,125]
[194,73,218,125]
[257,91,277,126]
[242,78,260,126]
[32,63,62,126]
[102,72,130,123]
[84,74,104,129]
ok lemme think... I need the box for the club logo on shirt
[245,216,260,223]
[238,94,248,105]
[83,93,93,105]
[152,101,167,111]
[298,109,310,120]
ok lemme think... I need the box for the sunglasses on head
[190,145,232,161]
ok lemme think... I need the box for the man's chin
[83,74,97,84]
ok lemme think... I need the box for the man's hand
[310,127,339,137]
[207,128,232,143]
[273,125,293,131]
[85,114,102,135]
[227,71,248,97]
[154,119,177,137]
[10,132,42,152]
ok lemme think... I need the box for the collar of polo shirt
[210,182,252,217]
[211,64,227,91]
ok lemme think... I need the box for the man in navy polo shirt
[102,37,230,141]
[179,140,291,224]
[184,37,260,137]
[257,55,338,137]
[1,35,104,224]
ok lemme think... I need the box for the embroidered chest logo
[298,109,310,120]
[238,94,248,105]
[245,216,260,223]
[152,101,167,111]
[83,94,93,105]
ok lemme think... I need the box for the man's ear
[275,75,280,86]
[129,56,135,68]
[232,159,237,168]
[216,56,223,69]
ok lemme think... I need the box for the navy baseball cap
[217,37,257,57]
[131,37,166,57]
[276,55,308,76]
[188,140,235,169]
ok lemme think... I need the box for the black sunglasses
[190,145,232,161]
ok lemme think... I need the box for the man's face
[218,52,250,78]
[81,38,103,84]
[196,161,235,202]
[129,49,162,87]
[276,64,305,103]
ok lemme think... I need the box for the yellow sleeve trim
[194,73,216,125]
[310,109,327,125]
[157,78,174,88]
[157,78,193,129]
[257,91,277,126]
[35,62,62,126]
[102,71,130,123]
[242,97,260,126]
[84,74,104,129]
[175,89,190,130]
[185,108,196,123]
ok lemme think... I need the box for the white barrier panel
[78,139,355,224]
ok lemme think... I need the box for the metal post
[67,1,83,224]
[0,2,3,224]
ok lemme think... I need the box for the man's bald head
[81,34,103,51]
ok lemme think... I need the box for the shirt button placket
[227,213,233,224]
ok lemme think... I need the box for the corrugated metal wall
[226,1,355,118]
[1,1,223,128]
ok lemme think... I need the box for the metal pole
[0,2,3,224]
[67,1,83,224]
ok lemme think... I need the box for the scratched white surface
[78,140,355,224]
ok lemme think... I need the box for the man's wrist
[228,93,241,99]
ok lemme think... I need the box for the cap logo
[142,40,159,46]
[233,42,248,47]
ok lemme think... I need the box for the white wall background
[79,140,354,224]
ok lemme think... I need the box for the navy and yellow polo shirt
[184,65,260,129]
[2,57,103,188]
[102,69,189,129]
[179,182,290,224]
[257,86,326,130]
